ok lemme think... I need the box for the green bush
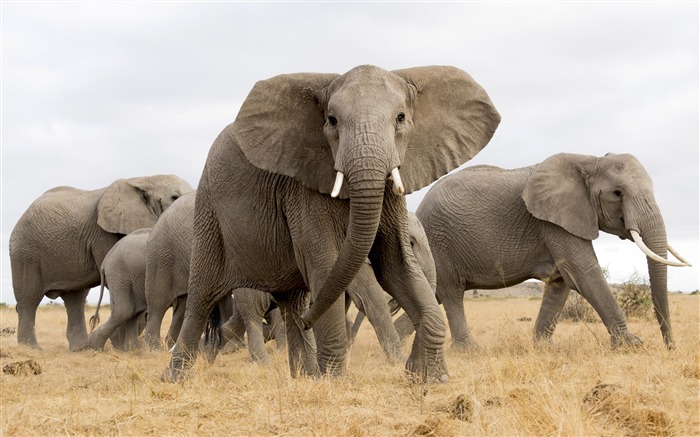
[616,271,652,319]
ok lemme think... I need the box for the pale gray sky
[2,2,698,305]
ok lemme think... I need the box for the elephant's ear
[522,153,599,240]
[97,177,159,234]
[393,66,501,194]
[232,72,341,195]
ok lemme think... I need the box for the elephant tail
[204,303,223,349]
[89,269,106,331]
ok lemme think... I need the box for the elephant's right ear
[522,153,599,240]
[97,178,159,235]
[232,73,341,195]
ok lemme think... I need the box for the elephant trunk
[301,154,388,329]
[627,196,673,349]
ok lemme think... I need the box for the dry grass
[1,295,698,436]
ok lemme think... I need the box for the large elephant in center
[415,153,690,350]
[9,175,194,351]
[164,65,500,383]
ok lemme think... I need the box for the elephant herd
[9,65,690,385]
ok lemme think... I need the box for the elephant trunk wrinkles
[301,155,388,329]
[627,196,673,349]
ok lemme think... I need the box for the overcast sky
[2,2,698,306]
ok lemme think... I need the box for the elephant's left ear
[392,66,501,194]
[97,178,159,235]
[522,153,599,240]
[232,72,341,195]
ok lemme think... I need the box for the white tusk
[391,167,405,195]
[331,172,344,198]
[668,244,692,267]
[630,230,690,267]
[169,344,176,353]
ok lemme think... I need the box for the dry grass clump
[1,294,698,435]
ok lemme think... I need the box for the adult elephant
[9,175,194,351]
[415,153,690,350]
[164,65,500,383]
[87,228,152,351]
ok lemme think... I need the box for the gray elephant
[415,153,690,350]
[164,65,500,383]
[9,175,194,351]
[147,191,405,364]
[87,228,152,351]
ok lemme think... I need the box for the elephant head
[523,153,690,348]
[233,65,500,326]
[97,175,194,235]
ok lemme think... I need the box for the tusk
[668,244,693,267]
[330,172,344,198]
[391,167,405,195]
[630,230,690,267]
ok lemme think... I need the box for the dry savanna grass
[1,294,698,436]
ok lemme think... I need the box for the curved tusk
[391,167,405,195]
[667,244,693,267]
[330,172,344,198]
[630,230,690,267]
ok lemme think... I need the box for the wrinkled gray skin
[144,193,287,359]
[416,153,680,350]
[164,65,500,383]
[349,212,437,346]
[9,175,194,351]
[88,228,152,351]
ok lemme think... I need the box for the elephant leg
[534,278,570,341]
[89,294,136,351]
[201,296,246,363]
[122,313,144,351]
[393,312,415,343]
[441,284,479,351]
[62,289,90,351]
[267,308,287,350]
[166,295,187,349]
[347,266,405,363]
[272,291,319,378]
[15,291,43,350]
[145,301,169,350]
[350,311,365,344]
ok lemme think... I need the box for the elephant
[164,64,500,383]
[9,174,194,351]
[414,153,691,350]
[147,191,406,364]
[87,228,152,351]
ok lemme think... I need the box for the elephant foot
[611,333,644,349]
[405,351,449,384]
[386,349,408,365]
[450,338,480,352]
[161,355,193,383]
[18,338,42,350]
[69,341,90,352]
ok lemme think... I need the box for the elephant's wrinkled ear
[393,66,501,194]
[232,72,341,195]
[522,153,599,240]
[97,178,159,235]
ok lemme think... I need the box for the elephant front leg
[62,289,90,351]
[534,277,570,341]
[273,291,320,378]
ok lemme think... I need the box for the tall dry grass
[1,295,698,436]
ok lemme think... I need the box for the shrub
[616,271,652,319]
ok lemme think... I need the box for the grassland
[1,294,698,436]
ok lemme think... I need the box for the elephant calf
[415,153,690,350]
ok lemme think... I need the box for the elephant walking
[164,65,500,383]
[87,228,152,351]
[414,153,690,350]
[9,175,193,350]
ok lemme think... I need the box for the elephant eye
[171,195,180,202]
[613,190,623,197]
[410,240,415,247]
[397,113,406,123]
[328,115,338,127]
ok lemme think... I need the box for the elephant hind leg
[272,290,319,378]
[62,289,90,351]
[534,278,570,341]
[15,289,44,350]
